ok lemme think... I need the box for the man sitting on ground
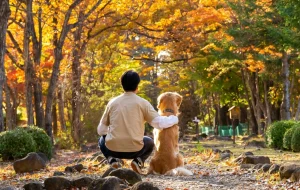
[98,70,178,174]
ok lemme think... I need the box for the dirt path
[0,139,300,189]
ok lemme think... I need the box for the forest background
[0,0,300,147]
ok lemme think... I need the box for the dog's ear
[174,92,182,107]
[157,93,164,109]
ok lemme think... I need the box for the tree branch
[5,49,24,70]
[7,30,23,54]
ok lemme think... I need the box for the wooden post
[232,119,239,144]
[193,117,200,142]
[228,106,240,144]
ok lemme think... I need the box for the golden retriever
[148,92,193,176]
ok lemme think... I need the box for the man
[98,70,178,174]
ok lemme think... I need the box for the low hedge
[283,124,300,150]
[0,126,52,160]
[291,127,300,152]
[0,128,36,159]
[24,126,52,159]
[266,120,299,149]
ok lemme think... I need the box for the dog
[148,92,193,176]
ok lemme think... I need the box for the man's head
[121,70,140,92]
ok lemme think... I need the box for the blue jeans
[98,135,154,162]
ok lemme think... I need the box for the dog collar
[163,108,175,114]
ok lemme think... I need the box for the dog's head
[157,92,182,115]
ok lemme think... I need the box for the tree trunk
[4,83,17,130]
[71,12,84,144]
[241,69,258,134]
[58,84,66,131]
[280,51,291,120]
[219,106,229,126]
[295,99,300,121]
[52,98,58,136]
[263,80,272,129]
[24,0,34,126]
[44,0,84,139]
[28,3,44,129]
[0,0,10,131]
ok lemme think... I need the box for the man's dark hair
[121,70,140,91]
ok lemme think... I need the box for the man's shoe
[107,157,121,169]
[131,157,144,174]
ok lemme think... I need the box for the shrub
[24,126,53,159]
[291,127,300,152]
[283,125,300,150]
[266,120,299,149]
[0,128,36,159]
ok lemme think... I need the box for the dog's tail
[166,167,193,176]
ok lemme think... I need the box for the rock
[0,187,16,190]
[222,150,233,154]
[212,148,222,154]
[243,152,254,156]
[261,164,271,172]
[241,155,270,164]
[102,167,116,178]
[240,164,255,169]
[269,164,280,174]
[64,166,77,173]
[131,181,160,190]
[91,155,105,162]
[253,164,263,171]
[120,184,129,189]
[279,164,300,180]
[88,178,106,190]
[220,153,231,161]
[23,182,44,190]
[53,171,65,176]
[36,152,49,163]
[13,152,46,173]
[102,176,121,190]
[109,168,142,185]
[290,168,300,182]
[44,176,72,190]
[65,164,84,173]
[234,152,254,164]
[72,176,93,188]
[245,140,266,148]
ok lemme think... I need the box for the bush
[0,128,36,159]
[283,124,300,150]
[291,127,300,152]
[24,126,52,159]
[266,120,299,149]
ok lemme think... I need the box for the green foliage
[54,130,76,150]
[291,127,300,152]
[0,128,36,159]
[266,120,299,149]
[24,126,53,159]
[283,124,300,150]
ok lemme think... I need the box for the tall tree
[44,0,103,139]
[0,0,11,132]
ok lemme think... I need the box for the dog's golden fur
[148,92,186,175]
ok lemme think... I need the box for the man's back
[104,92,158,152]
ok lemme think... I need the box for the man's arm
[97,105,110,136]
[97,122,108,136]
[150,115,179,130]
